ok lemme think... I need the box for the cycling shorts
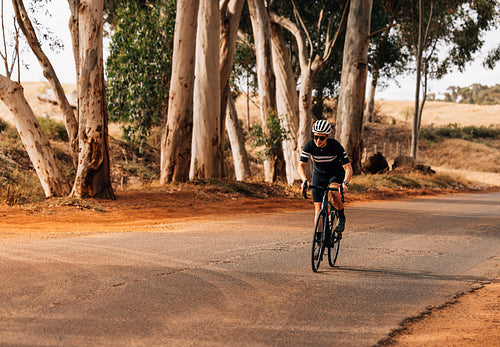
[311,172,345,203]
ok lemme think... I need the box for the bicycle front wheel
[311,211,327,272]
[328,211,341,267]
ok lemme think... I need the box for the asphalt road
[0,192,499,346]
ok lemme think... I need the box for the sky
[376,26,500,100]
[4,2,500,101]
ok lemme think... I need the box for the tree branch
[368,22,394,39]
[12,0,79,166]
[422,0,434,49]
[269,10,308,70]
[322,0,350,62]
[291,0,313,64]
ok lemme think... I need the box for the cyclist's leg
[327,173,345,210]
[330,188,344,211]
[311,175,327,227]
[328,174,346,233]
[313,202,322,227]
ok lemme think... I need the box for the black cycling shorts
[311,172,345,203]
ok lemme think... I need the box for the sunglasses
[314,135,327,141]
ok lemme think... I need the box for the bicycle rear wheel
[311,211,327,272]
[328,211,341,267]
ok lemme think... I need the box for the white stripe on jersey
[311,155,337,162]
[300,151,310,159]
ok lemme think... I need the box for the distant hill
[428,84,500,105]
[376,100,500,127]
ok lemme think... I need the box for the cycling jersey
[300,138,350,202]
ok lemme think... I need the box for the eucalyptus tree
[269,0,349,154]
[1,0,112,198]
[190,0,221,179]
[0,0,71,196]
[270,21,300,184]
[247,0,277,182]
[160,0,199,183]
[70,0,114,199]
[257,0,349,184]
[106,0,175,151]
[335,0,373,174]
[219,0,245,178]
[226,92,251,180]
[396,0,498,159]
[0,75,71,197]
[364,0,408,123]
[12,0,78,166]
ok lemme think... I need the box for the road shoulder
[379,282,500,346]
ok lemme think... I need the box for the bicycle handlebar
[302,181,344,203]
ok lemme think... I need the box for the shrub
[420,124,500,142]
[250,111,288,161]
[37,117,68,141]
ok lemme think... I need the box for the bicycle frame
[314,185,343,241]
[304,183,344,271]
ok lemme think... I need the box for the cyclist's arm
[298,162,310,195]
[298,161,308,183]
[342,162,353,191]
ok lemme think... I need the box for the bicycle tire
[312,211,327,272]
[328,211,341,267]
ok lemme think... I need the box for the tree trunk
[269,5,348,171]
[411,0,433,160]
[335,0,373,174]
[411,0,424,160]
[190,0,221,179]
[248,0,276,182]
[364,68,379,123]
[0,76,70,197]
[160,0,199,183]
[219,0,244,176]
[226,94,251,181]
[13,0,78,166]
[67,0,79,83]
[270,23,300,185]
[71,0,114,199]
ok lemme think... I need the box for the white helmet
[312,119,332,134]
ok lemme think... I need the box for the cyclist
[298,119,353,237]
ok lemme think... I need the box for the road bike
[302,182,344,272]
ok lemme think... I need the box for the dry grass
[376,100,500,127]
[0,82,75,124]
[420,138,500,173]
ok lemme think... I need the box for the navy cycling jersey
[300,138,350,178]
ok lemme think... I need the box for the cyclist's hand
[342,182,349,193]
[301,180,308,199]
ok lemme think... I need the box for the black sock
[337,209,345,218]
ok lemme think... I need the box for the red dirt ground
[0,187,498,346]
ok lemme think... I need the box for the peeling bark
[71,0,114,199]
[270,23,300,185]
[190,0,221,179]
[160,0,199,183]
[225,94,251,180]
[336,0,373,174]
[219,0,244,176]
[248,0,276,182]
[0,76,70,197]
